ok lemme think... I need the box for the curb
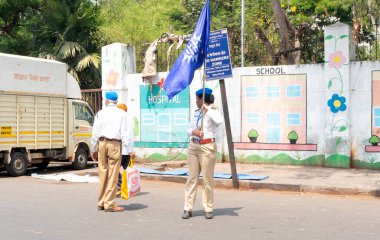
[140,174,380,197]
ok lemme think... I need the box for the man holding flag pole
[163,0,223,220]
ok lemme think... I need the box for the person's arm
[121,112,132,155]
[127,114,134,154]
[202,105,223,126]
[91,113,100,160]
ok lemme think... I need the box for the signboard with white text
[205,29,233,80]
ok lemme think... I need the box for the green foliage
[0,0,43,55]
[248,129,258,138]
[287,130,298,140]
[0,0,103,89]
[99,0,182,45]
[35,0,103,89]
[369,135,380,144]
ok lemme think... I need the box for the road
[0,166,379,240]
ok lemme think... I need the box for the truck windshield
[74,103,94,126]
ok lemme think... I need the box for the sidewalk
[84,161,380,197]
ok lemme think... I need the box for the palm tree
[35,0,102,89]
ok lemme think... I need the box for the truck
[0,53,95,176]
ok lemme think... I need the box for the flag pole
[200,64,206,134]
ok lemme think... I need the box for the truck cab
[68,99,95,170]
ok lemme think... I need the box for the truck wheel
[73,148,88,170]
[33,161,49,170]
[6,152,28,177]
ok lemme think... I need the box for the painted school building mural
[101,23,380,170]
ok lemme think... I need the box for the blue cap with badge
[196,88,212,96]
[105,91,118,101]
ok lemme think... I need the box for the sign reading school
[206,29,233,80]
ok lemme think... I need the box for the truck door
[72,102,94,147]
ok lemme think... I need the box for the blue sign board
[205,29,233,80]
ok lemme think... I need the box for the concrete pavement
[82,161,380,197]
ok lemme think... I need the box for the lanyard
[196,111,203,128]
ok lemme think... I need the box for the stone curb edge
[140,174,380,197]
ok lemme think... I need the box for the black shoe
[182,210,192,219]
[205,212,213,219]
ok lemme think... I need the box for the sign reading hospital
[140,85,190,142]
[205,29,233,80]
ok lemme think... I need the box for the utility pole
[241,0,245,67]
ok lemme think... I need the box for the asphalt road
[0,167,379,240]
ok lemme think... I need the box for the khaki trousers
[97,140,121,209]
[184,141,217,213]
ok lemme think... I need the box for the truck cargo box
[0,53,67,96]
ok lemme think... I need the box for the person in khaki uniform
[91,92,131,212]
[182,88,223,220]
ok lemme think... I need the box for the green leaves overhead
[0,0,102,89]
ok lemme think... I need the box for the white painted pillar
[324,22,354,168]
[101,43,136,106]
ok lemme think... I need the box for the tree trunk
[255,27,279,65]
[271,0,295,64]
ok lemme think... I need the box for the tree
[99,0,182,45]
[0,0,44,54]
[0,0,103,89]
[35,0,102,89]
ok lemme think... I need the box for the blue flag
[164,0,210,99]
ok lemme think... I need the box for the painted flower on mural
[328,51,346,68]
[327,94,347,113]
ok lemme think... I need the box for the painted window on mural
[142,113,155,125]
[266,113,281,143]
[286,85,301,97]
[287,113,301,125]
[174,113,188,125]
[374,108,380,127]
[245,86,259,97]
[157,114,171,141]
[266,86,280,97]
[247,113,260,124]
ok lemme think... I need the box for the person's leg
[183,142,201,213]
[97,141,108,209]
[121,155,130,169]
[117,155,130,190]
[104,141,122,210]
[200,143,217,215]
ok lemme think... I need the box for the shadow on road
[122,203,148,211]
[192,207,243,217]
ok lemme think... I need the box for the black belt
[99,137,121,142]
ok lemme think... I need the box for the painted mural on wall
[324,27,351,168]
[241,74,307,144]
[102,43,127,90]
[102,23,380,169]
[132,75,191,162]
[235,70,321,166]
[371,71,380,137]
[139,84,190,143]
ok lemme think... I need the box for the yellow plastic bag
[121,157,141,200]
